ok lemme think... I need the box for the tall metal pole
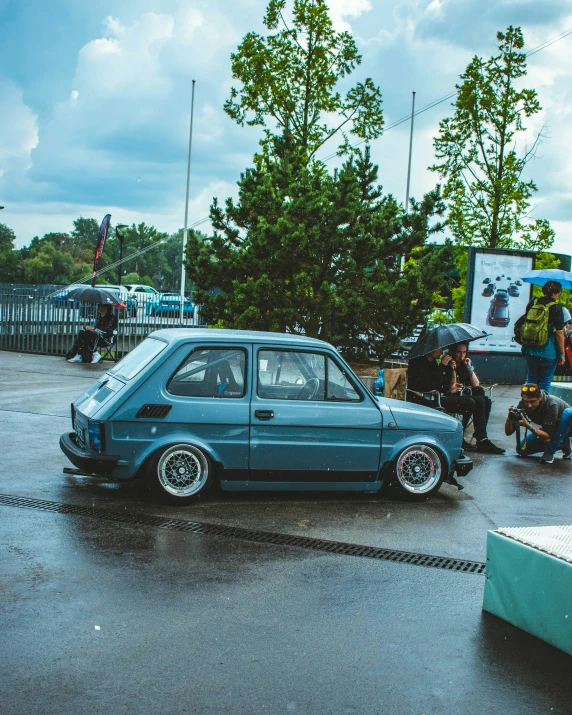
[405,91,416,214]
[180,79,196,325]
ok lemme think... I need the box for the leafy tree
[532,252,571,308]
[431,26,553,250]
[110,223,168,285]
[188,141,453,359]
[0,223,22,282]
[71,217,100,246]
[21,240,75,284]
[224,0,384,159]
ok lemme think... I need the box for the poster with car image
[467,249,534,353]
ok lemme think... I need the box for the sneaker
[561,438,572,460]
[540,450,554,464]
[67,355,82,363]
[91,352,102,364]
[476,438,506,455]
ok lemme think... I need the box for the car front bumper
[453,455,473,477]
[60,432,119,477]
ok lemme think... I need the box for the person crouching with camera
[505,383,572,464]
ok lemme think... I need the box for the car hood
[375,396,460,432]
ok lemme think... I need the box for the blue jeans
[516,409,572,456]
[549,408,572,454]
[524,355,557,392]
[516,431,546,456]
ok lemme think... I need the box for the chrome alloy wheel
[157,444,209,497]
[395,445,442,495]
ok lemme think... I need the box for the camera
[509,407,526,422]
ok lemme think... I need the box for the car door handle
[255,410,274,420]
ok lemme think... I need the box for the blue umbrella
[521,268,572,291]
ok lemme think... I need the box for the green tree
[21,240,75,284]
[224,0,384,159]
[188,142,453,359]
[71,217,100,246]
[0,223,23,282]
[431,26,553,250]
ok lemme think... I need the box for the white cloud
[0,79,39,177]
[327,0,373,31]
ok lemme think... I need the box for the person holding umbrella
[406,323,505,454]
[62,286,123,364]
[65,303,117,364]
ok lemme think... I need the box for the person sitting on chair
[65,304,117,364]
[407,348,505,454]
[447,342,493,439]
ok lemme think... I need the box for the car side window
[258,350,326,401]
[326,357,361,402]
[168,348,246,398]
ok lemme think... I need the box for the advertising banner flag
[91,214,111,287]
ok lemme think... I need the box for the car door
[248,347,382,482]
[163,344,251,469]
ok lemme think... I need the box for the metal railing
[0,288,205,358]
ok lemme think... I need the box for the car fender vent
[136,404,172,419]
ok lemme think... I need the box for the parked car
[60,329,472,504]
[487,289,510,327]
[146,292,193,316]
[124,284,159,310]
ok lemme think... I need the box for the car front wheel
[146,444,214,504]
[390,444,443,501]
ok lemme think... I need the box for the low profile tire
[146,444,214,504]
[389,444,444,501]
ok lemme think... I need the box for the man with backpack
[517,280,566,392]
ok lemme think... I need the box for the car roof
[148,328,332,348]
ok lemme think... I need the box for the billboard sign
[466,248,534,354]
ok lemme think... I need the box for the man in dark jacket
[407,348,505,454]
[65,304,117,364]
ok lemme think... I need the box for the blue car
[146,292,193,316]
[60,330,472,503]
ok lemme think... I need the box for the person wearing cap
[521,280,566,392]
[504,383,571,463]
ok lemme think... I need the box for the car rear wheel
[146,444,214,504]
[390,444,444,501]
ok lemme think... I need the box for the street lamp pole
[180,79,196,325]
[405,91,416,214]
[115,225,128,286]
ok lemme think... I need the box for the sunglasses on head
[521,386,540,394]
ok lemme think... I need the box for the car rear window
[168,348,246,398]
[108,337,167,380]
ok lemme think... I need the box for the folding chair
[94,329,119,363]
[404,387,444,411]
[460,384,498,443]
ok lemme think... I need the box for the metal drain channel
[0,493,485,575]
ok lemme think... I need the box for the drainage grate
[0,493,485,575]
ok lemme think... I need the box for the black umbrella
[406,323,488,359]
[64,285,126,307]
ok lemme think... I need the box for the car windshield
[108,337,167,380]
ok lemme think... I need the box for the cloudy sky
[1,0,572,254]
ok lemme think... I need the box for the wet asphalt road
[1,352,572,714]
